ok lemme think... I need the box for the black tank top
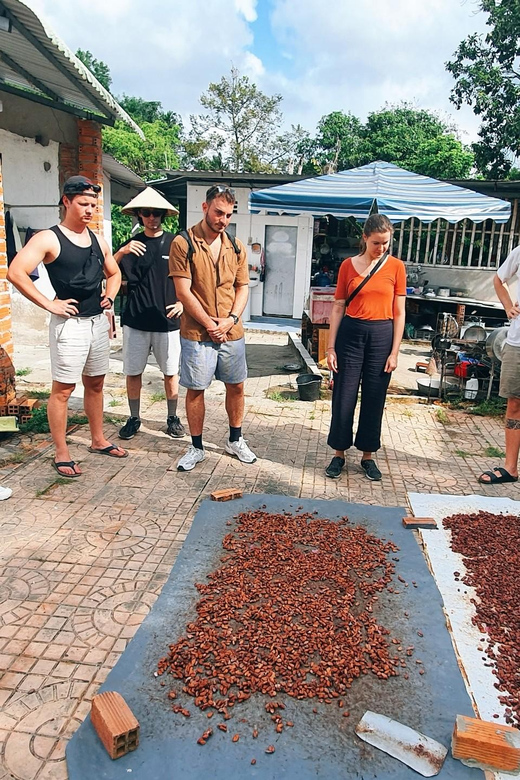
[46,226,104,317]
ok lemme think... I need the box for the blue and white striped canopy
[249,161,511,224]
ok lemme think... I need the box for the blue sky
[29,0,489,142]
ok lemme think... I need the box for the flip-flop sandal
[53,460,81,478]
[361,459,382,481]
[88,444,128,458]
[478,467,518,484]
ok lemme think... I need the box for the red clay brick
[452,714,520,772]
[91,691,139,760]
[402,516,437,530]
[210,488,243,502]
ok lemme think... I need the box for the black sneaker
[166,415,186,438]
[325,456,345,479]
[118,416,141,440]
[361,459,382,481]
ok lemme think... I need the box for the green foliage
[435,408,450,424]
[315,111,363,172]
[313,104,473,178]
[27,389,51,399]
[75,49,112,91]
[19,405,49,433]
[118,96,180,128]
[67,413,89,425]
[111,205,133,250]
[447,0,520,176]
[103,118,181,178]
[358,105,473,178]
[189,67,284,172]
[483,445,506,458]
[15,367,31,376]
[150,391,166,403]
[468,397,507,417]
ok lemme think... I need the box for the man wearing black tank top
[8,175,127,477]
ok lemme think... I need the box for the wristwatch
[229,313,239,325]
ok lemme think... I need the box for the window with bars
[393,198,520,269]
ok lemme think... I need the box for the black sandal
[361,459,382,481]
[53,460,81,478]
[478,467,518,484]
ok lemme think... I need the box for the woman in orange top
[325,214,406,481]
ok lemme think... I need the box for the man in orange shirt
[169,185,257,472]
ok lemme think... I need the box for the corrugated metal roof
[0,0,144,137]
[102,153,144,189]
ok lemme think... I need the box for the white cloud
[266,0,490,140]
[235,0,258,23]
[24,0,489,143]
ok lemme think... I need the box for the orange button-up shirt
[169,221,249,342]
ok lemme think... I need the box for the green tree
[314,111,363,172]
[311,105,473,178]
[356,104,473,178]
[118,95,180,128]
[75,49,112,91]
[446,0,520,177]
[102,119,181,177]
[188,67,284,172]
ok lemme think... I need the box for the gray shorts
[180,337,247,390]
[49,312,110,384]
[500,343,520,398]
[123,326,181,376]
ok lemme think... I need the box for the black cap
[60,175,101,203]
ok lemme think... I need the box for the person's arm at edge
[385,295,406,372]
[494,273,520,320]
[7,231,80,316]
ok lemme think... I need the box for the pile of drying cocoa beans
[443,510,520,728]
[158,509,403,719]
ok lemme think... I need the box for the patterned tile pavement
[0,331,516,779]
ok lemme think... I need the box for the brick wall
[77,119,104,236]
[59,142,78,190]
[0,155,16,407]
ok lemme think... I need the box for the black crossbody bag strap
[344,250,389,309]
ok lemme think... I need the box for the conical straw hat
[121,186,178,216]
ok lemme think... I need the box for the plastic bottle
[464,376,479,400]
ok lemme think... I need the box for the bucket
[296,373,322,401]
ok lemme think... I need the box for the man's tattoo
[506,418,520,430]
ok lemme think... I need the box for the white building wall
[0,128,61,340]
[187,184,313,319]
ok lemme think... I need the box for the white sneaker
[0,486,12,500]
[225,437,257,464]
[177,446,205,472]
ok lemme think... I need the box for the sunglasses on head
[206,185,235,199]
[139,209,164,217]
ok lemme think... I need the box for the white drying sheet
[408,492,520,780]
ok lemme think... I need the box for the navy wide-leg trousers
[327,316,393,453]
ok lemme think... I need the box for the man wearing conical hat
[114,187,186,441]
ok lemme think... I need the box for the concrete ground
[0,327,515,779]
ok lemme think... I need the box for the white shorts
[122,326,181,376]
[49,312,110,385]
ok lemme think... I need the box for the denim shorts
[180,337,248,390]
